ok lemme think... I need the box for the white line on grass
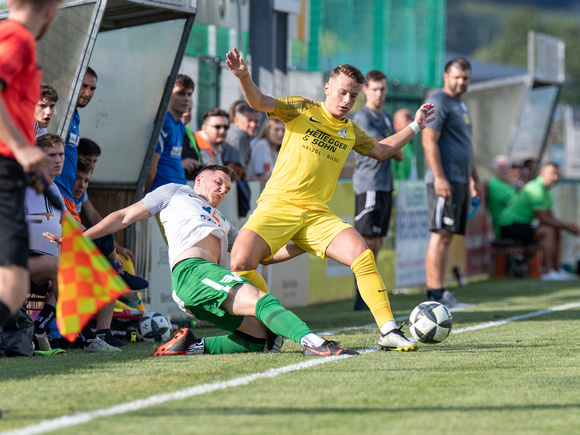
[3,355,355,435]
[5,300,579,435]
[451,301,580,334]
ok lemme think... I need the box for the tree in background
[474,7,580,104]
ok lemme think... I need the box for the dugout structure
[0,0,197,248]
[464,31,565,179]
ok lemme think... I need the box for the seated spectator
[33,84,58,138]
[27,135,119,353]
[487,155,518,238]
[76,137,134,262]
[247,118,284,180]
[521,158,539,185]
[499,162,580,281]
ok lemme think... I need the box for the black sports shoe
[120,271,149,291]
[152,328,202,356]
[96,329,126,347]
[303,340,358,357]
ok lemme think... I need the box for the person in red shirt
[0,0,61,329]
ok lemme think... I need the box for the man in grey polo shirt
[352,70,404,310]
[422,57,480,310]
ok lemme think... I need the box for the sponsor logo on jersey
[338,127,347,138]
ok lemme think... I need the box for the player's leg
[296,210,416,351]
[353,190,390,310]
[425,182,471,309]
[0,266,29,327]
[231,201,303,293]
[229,228,271,292]
[225,283,356,355]
[163,259,356,356]
[537,225,557,273]
[0,158,32,327]
[324,227,416,351]
[425,230,454,290]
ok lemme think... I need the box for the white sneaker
[378,327,418,352]
[84,337,121,353]
[557,268,577,280]
[541,270,567,281]
[35,333,52,351]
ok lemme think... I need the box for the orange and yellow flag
[56,212,130,342]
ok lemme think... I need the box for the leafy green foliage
[474,7,580,103]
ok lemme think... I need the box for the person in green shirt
[500,162,579,281]
[487,155,518,238]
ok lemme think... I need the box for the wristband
[409,121,420,134]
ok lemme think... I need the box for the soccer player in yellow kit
[226,47,435,352]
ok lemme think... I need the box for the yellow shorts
[242,199,352,260]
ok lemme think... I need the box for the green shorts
[171,258,251,332]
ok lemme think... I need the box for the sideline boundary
[4,301,580,435]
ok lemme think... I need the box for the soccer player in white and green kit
[83,165,357,356]
[226,47,435,352]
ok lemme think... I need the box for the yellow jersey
[261,96,375,206]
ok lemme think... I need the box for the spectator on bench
[27,135,118,352]
[499,162,579,281]
[487,155,518,239]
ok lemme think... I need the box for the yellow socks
[237,269,269,293]
[351,249,395,326]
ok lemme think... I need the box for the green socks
[255,293,312,344]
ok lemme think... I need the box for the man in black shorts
[352,70,403,310]
[422,57,480,310]
[0,0,60,329]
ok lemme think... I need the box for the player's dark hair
[202,108,229,123]
[175,74,195,92]
[85,66,98,81]
[40,84,59,103]
[445,57,471,73]
[78,138,101,157]
[77,157,93,175]
[198,164,237,182]
[228,99,246,123]
[366,70,387,83]
[330,64,365,86]
[36,134,63,150]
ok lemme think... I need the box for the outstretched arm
[366,103,435,161]
[83,201,152,241]
[225,47,276,113]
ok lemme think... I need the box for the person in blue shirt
[54,67,98,222]
[146,74,194,192]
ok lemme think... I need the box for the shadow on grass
[141,402,580,417]
[0,346,153,382]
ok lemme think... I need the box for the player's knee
[351,248,377,276]
[230,252,257,272]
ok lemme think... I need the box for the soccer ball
[408,301,453,343]
[136,312,171,342]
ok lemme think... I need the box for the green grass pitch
[2,278,580,434]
